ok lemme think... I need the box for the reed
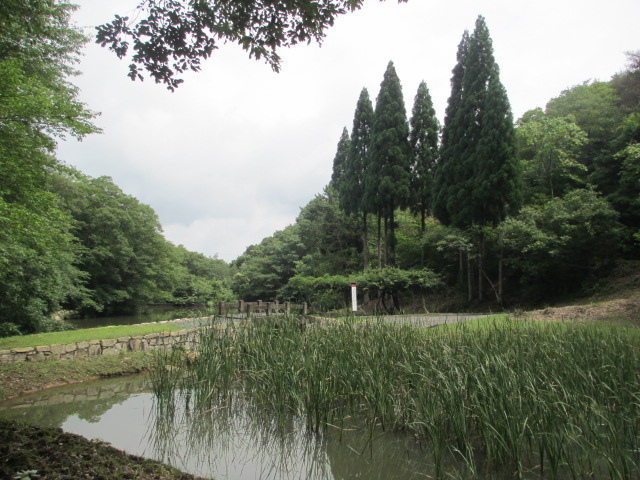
[152,315,640,479]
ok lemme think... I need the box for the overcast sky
[58,0,640,263]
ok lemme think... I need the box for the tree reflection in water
[150,388,437,480]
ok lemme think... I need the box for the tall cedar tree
[344,88,375,270]
[434,16,521,301]
[433,31,469,226]
[366,61,411,266]
[330,127,351,192]
[409,81,441,232]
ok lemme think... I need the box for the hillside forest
[1,4,639,336]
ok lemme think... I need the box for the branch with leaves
[96,0,406,90]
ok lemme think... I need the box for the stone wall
[0,328,201,364]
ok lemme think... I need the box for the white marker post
[351,282,358,313]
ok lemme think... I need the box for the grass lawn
[0,322,194,350]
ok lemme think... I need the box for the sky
[58,0,640,263]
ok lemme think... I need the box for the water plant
[152,316,640,479]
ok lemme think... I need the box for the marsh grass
[152,316,640,479]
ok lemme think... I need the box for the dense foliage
[0,1,97,335]
[0,1,233,336]
[232,22,639,311]
[2,5,639,329]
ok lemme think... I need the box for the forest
[1,3,639,335]
[234,19,640,312]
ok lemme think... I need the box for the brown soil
[524,297,640,325]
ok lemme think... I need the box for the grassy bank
[0,322,196,350]
[0,350,208,479]
[0,351,156,400]
[154,316,640,479]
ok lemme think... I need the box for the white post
[351,282,358,313]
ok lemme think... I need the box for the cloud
[58,0,640,263]
[163,211,297,262]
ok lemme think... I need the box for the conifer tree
[409,81,440,232]
[433,16,521,301]
[344,88,374,270]
[366,61,411,266]
[330,127,351,192]
[433,31,469,226]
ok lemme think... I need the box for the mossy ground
[0,352,209,479]
[0,419,206,480]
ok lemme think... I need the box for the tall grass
[151,316,640,479]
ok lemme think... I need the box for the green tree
[294,188,361,276]
[170,245,234,305]
[546,81,624,195]
[502,189,622,298]
[609,144,640,240]
[344,88,375,271]
[232,225,303,301]
[366,61,411,267]
[610,50,640,114]
[517,109,588,200]
[409,80,440,233]
[546,82,622,148]
[97,0,407,90]
[433,16,521,301]
[51,171,175,314]
[330,127,351,192]
[0,1,98,333]
[433,31,469,227]
[280,267,441,313]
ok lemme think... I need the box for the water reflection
[152,391,434,479]
[0,375,436,479]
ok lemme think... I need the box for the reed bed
[151,316,640,479]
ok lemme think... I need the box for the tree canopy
[0,0,99,334]
[434,16,520,229]
[0,1,235,334]
[367,61,412,265]
[96,0,406,90]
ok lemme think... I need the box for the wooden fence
[217,300,307,318]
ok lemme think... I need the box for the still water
[0,375,439,480]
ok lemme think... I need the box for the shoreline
[0,352,210,480]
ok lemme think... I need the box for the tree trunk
[478,230,485,302]
[362,212,369,272]
[377,213,382,269]
[467,251,473,302]
[498,230,503,305]
[420,207,426,267]
[389,207,396,267]
[383,213,389,267]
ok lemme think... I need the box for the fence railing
[217,300,308,317]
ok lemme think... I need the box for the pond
[0,375,444,480]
